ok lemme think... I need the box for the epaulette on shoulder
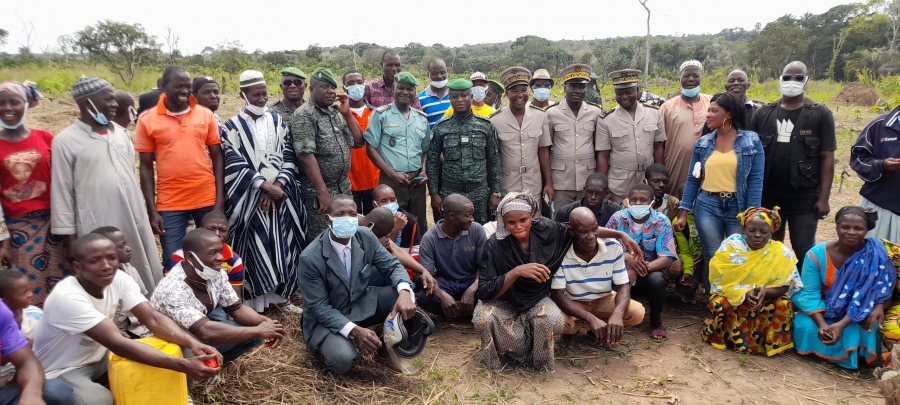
[472,114,492,123]
[411,107,427,116]
[375,105,391,112]
[528,103,547,111]
[586,101,603,109]
[545,102,560,109]
[599,108,616,119]
[642,100,661,109]
[488,109,503,119]
[433,115,453,127]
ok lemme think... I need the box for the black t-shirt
[770,107,802,189]
[554,199,622,228]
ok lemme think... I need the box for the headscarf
[0,81,43,107]
[825,238,896,323]
[3,149,42,170]
[737,206,782,232]
[680,60,703,73]
[495,192,539,240]
[835,206,878,230]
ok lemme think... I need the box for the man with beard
[269,67,307,121]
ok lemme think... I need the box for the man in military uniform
[585,72,603,106]
[596,69,666,202]
[427,78,502,224]
[291,68,365,238]
[270,67,307,121]
[546,64,603,212]
[530,69,555,110]
[485,79,505,111]
[365,72,431,234]
[490,67,552,215]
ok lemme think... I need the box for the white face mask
[471,86,487,102]
[242,92,268,116]
[779,78,807,97]
[430,79,448,89]
[188,251,221,281]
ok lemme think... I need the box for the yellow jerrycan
[107,336,188,405]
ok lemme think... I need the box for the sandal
[649,326,667,340]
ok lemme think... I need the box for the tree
[305,45,322,61]
[638,0,651,86]
[0,29,7,47]
[888,0,900,55]
[75,20,159,85]
[579,51,593,65]
[56,34,76,64]
[163,26,180,65]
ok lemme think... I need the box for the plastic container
[108,336,188,405]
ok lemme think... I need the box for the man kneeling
[299,195,417,374]
[151,229,284,365]
[551,207,644,347]
[34,234,221,405]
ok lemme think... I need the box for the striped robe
[222,111,307,301]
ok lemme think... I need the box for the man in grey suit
[298,195,417,374]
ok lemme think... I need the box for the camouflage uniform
[427,113,502,224]
[291,101,358,238]
[269,99,302,122]
[585,87,603,106]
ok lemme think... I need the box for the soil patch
[832,83,884,107]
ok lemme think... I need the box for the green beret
[310,68,337,87]
[394,72,419,87]
[447,78,473,91]
[487,80,505,94]
[280,67,307,80]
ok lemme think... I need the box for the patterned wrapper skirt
[472,297,564,372]
[701,294,794,356]
[7,210,72,306]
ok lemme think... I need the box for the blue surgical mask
[383,203,400,215]
[0,104,26,130]
[87,99,109,126]
[533,88,551,102]
[471,86,487,102]
[627,205,652,220]
[681,86,701,98]
[347,84,365,101]
[329,215,359,239]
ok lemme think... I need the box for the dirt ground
[29,94,889,404]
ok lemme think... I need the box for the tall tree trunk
[639,0,651,86]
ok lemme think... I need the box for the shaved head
[783,61,808,75]
[72,233,114,261]
[373,184,395,200]
[365,207,395,237]
[726,70,748,81]
[569,207,598,230]
[442,194,472,215]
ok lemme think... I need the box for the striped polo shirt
[417,87,451,130]
[551,238,627,301]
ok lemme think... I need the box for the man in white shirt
[34,234,222,405]
[298,195,417,374]
[151,229,284,365]
[551,207,644,347]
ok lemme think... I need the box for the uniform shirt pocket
[642,125,658,132]
[554,124,570,132]
[611,130,629,139]
[444,135,461,160]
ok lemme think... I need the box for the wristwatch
[492,192,503,198]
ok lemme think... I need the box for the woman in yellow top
[702,207,802,356]
[674,92,765,299]
[442,74,496,118]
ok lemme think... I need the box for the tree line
[2,1,900,88]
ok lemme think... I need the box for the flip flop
[650,326,667,340]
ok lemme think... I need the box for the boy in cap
[269,67,308,121]
[442,72,496,118]
[365,71,431,235]
[485,80,505,111]
[291,68,365,238]
[596,69,666,202]
[489,67,552,212]
[427,78,503,224]
[530,69,555,110]
[546,64,603,211]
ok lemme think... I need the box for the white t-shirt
[34,274,147,379]
[551,238,628,301]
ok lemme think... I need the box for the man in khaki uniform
[490,67,553,213]
[596,69,666,202]
[546,64,602,212]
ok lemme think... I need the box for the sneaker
[187,396,193,405]
[277,303,303,315]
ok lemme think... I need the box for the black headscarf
[477,217,574,313]
[835,206,878,230]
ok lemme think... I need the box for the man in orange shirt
[343,70,379,215]
[135,65,226,270]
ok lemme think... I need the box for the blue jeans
[693,192,742,295]
[417,277,475,317]
[159,207,214,269]
[0,379,74,405]
[352,189,375,215]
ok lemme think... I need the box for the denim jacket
[678,129,765,213]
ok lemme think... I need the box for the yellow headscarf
[736,206,782,231]
[709,234,799,306]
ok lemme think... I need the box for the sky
[2,0,855,55]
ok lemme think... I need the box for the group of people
[0,47,899,403]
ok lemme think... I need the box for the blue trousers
[0,380,73,405]
[693,192,742,295]
[417,277,475,317]
[159,206,214,270]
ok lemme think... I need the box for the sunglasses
[781,74,806,82]
[282,79,305,87]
